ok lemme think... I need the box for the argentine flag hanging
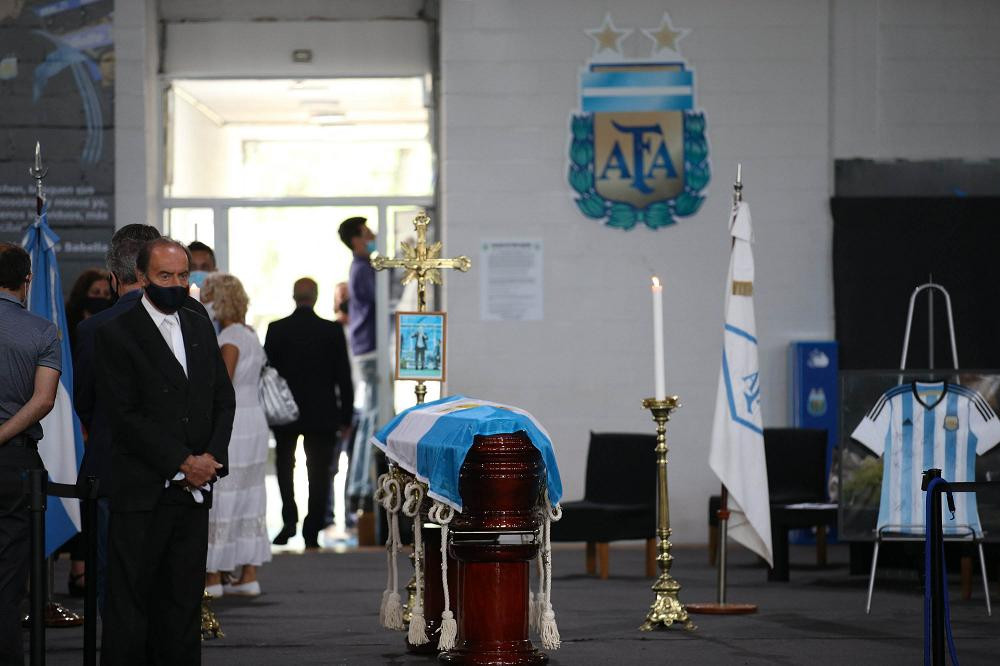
[708,200,773,566]
[371,395,562,512]
[22,205,85,557]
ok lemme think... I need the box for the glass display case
[837,370,1000,541]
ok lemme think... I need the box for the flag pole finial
[733,163,743,205]
[29,141,48,214]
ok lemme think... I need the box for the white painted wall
[440,0,833,544]
[833,0,1000,159]
[438,0,1000,544]
[109,0,1000,544]
[167,93,229,198]
[162,21,432,78]
[114,0,159,229]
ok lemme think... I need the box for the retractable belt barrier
[23,470,100,666]
[921,469,999,666]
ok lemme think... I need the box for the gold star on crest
[642,13,690,56]
[586,14,632,56]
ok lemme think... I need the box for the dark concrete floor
[30,542,1000,665]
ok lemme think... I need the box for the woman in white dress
[202,273,271,596]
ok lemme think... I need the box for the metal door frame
[163,197,433,427]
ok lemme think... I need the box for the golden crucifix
[372,212,471,312]
[371,212,471,404]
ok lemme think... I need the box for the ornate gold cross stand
[371,212,470,629]
[640,396,695,631]
[371,212,471,405]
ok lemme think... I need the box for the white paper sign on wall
[479,239,544,321]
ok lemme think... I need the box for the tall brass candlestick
[639,396,695,632]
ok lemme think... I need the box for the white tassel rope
[380,473,405,630]
[403,482,429,646]
[429,501,458,651]
[374,473,391,627]
[539,500,562,650]
[530,544,544,633]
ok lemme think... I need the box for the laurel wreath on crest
[568,112,710,230]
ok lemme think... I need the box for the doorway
[162,77,435,546]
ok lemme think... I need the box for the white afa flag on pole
[22,205,85,558]
[708,200,773,566]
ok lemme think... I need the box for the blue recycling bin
[788,341,839,543]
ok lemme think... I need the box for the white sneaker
[204,583,224,598]
[223,580,261,597]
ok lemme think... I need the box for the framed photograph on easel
[395,311,447,381]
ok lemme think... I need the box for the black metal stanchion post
[929,481,945,666]
[921,468,945,666]
[919,471,998,666]
[83,477,99,666]
[28,468,47,666]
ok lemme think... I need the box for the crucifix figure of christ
[371,212,470,404]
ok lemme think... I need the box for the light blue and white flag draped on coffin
[372,395,564,651]
[371,395,562,512]
[22,206,85,557]
[708,201,773,566]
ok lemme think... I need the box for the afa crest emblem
[569,14,710,230]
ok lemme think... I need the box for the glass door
[164,207,215,248]
[226,205,378,332]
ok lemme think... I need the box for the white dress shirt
[141,293,188,376]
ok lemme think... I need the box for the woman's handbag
[258,357,299,426]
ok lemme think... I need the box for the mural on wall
[0,0,115,291]
[569,13,710,231]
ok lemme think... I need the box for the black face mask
[84,297,113,314]
[144,282,188,314]
[338,298,349,315]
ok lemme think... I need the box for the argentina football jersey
[852,381,1000,537]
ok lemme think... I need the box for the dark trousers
[273,430,335,542]
[0,447,42,666]
[102,489,208,666]
[324,425,355,527]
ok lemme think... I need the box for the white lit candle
[189,283,200,302]
[651,276,665,400]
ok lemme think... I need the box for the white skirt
[206,402,272,572]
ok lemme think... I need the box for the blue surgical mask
[365,240,377,254]
[189,270,209,287]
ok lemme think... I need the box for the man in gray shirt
[0,242,61,666]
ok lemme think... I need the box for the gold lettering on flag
[732,281,753,296]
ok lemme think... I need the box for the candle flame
[651,276,661,288]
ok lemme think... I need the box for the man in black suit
[73,223,161,615]
[96,238,235,665]
[265,278,353,548]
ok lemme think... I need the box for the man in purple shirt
[341,218,376,357]
[338,217,379,514]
